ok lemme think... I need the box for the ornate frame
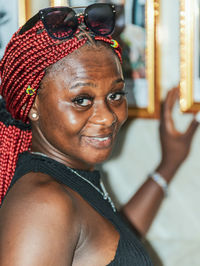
[18,0,29,26]
[127,0,161,118]
[180,0,200,112]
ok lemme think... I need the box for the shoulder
[1,172,80,228]
[2,171,78,216]
[0,172,81,265]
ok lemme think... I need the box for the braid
[0,122,32,199]
[0,19,122,204]
[94,36,122,63]
[0,99,32,203]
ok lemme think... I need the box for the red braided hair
[0,19,122,204]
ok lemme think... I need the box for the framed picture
[180,0,200,112]
[122,0,161,118]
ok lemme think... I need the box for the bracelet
[149,172,168,197]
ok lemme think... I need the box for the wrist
[148,172,168,197]
[155,160,179,183]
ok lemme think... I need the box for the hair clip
[26,85,36,96]
[110,39,119,49]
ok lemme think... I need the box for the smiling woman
[0,4,153,265]
[0,3,199,266]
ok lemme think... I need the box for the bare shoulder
[0,172,81,266]
[0,172,79,221]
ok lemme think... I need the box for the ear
[28,96,40,122]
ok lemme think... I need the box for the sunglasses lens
[43,9,78,39]
[85,4,115,36]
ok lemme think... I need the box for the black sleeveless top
[6,152,153,266]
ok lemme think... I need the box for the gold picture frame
[180,0,200,112]
[124,0,161,118]
[18,0,26,26]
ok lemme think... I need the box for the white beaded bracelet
[149,172,168,197]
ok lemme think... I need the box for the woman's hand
[122,87,199,236]
[156,87,199,182]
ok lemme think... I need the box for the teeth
[91,137,110,141]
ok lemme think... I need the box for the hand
[156,87,199,182]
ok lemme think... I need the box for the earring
[32,113,37,119]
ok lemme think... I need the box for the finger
[161,88,179,132]
[163,87,179,112]
[185,118,199,139]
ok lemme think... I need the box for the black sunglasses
[19,3,116,40]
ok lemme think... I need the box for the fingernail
[195,112,200,123]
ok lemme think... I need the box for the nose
[89,100,117,127]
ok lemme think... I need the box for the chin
[83,149,112,166]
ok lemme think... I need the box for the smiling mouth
[82,135,113,149]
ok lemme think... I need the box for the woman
[0,4,198,265]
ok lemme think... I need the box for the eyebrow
[69,82,97,90]
[112,78,125,85]
[69,78,125,90]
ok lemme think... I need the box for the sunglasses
[19,3,116,40]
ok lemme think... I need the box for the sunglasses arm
[19,13,41,35]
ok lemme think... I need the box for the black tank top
[6,152,153,266]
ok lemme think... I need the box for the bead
[110,39,119,48]
[26,86,36,96]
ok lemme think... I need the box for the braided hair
[0,18,122,204]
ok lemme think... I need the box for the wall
[103,0,200,265]
[0,0,18,59]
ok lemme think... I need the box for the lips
[82,134,113,149]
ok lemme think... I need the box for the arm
[0,178,80,266]
[121,87,199,236]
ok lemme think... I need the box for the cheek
[45,104,92,141]
[114,100,128,127]
[38,108,89,149]
[57,102,89,133]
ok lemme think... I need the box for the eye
[107,91,127,102]
[72,96,93,107]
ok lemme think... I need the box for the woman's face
[31,46,128,169]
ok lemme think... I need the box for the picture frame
[18,0,26,27]
[123,0,161,118]
[180,0,200,113]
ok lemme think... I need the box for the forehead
[45,45,123,83]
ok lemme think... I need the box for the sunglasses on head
[19,3,116,40]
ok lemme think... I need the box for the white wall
[0,0,18,59]
[103,0,200,265]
